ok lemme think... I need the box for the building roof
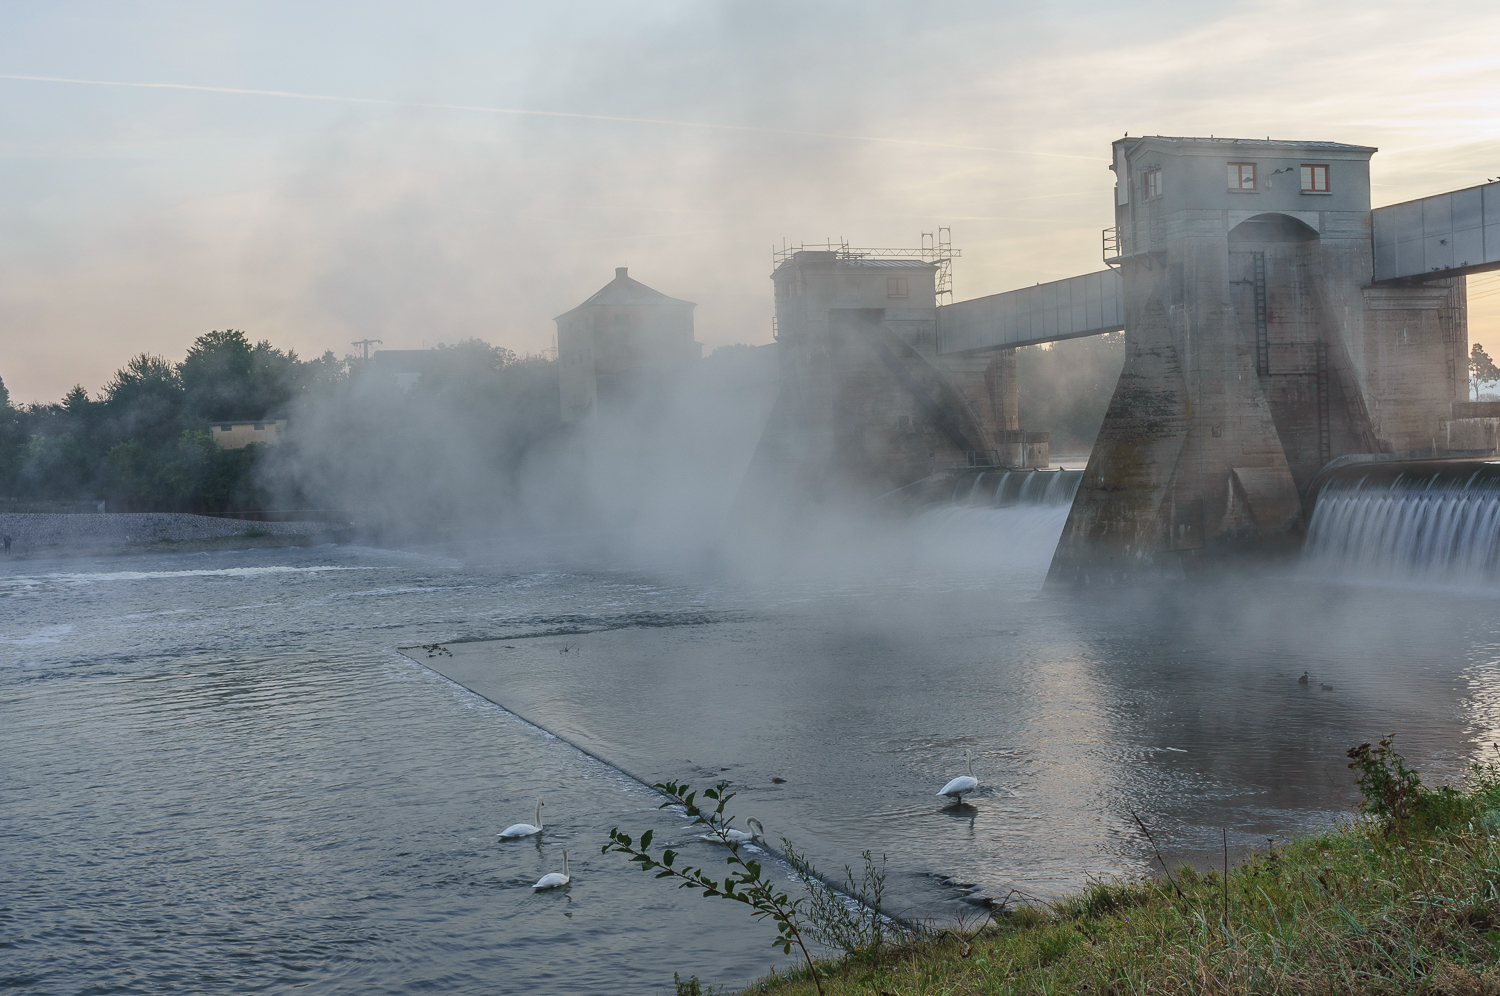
[773,252,938,275]
[832,258,936,268]
[555,267,695,321]
[370,349,433,372]
[1126,135,1378,154]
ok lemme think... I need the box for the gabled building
[555,267,701,424]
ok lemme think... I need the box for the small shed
[210,419,288,449]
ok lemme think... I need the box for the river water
[4,505,1500,994]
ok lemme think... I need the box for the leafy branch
[602,780,824,995]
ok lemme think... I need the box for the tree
[0,374,18,496]
[1018,331,1126,451]
[1471,343,1499,401]
[103,354,185,446]
[178,329,306,422]
[179,329,256,421]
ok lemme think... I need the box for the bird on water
[499,797,544,839]
[938,750,980,805]
[533,850,570,890]
[701,817,764,845]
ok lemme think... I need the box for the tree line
[0,330,559,514]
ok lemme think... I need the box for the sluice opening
[946,467,1083,508]
[1303,459,1500,579]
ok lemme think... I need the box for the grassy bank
[743,747,1500,996]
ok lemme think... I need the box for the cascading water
[1303,463,1500,580]
[946,468,1083,508]
[911,468,1084,578]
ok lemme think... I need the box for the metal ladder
[1253,251,1269,376]
[1315,339,1332,465]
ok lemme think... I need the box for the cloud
[2,0,1498,401]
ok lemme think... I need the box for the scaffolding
[772,228,960,302]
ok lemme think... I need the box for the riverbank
[748,748,1500,995]
[0,512,345,558]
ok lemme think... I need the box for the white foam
[0,565,367,587]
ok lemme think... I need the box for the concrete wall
[0,512,329,554]
[1448,417,1500,454]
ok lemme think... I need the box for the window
[1228,162,1257,191]
[887,276,908,298]
[1143,168,1162,199]
[1300,164,1330,193]
[253,424,265,431]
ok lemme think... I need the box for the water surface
[3,506,1499,993]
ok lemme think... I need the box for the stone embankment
[0,512,336,555]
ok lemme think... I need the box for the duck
[1298,671,1310,685]
[701,817,764,845]
[938,750,979,805]
[499,797,544,839]
[533,850,570,890]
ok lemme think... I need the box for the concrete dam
[739,134,1500,578]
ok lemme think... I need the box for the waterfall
[1304,472,1500,579]
[892,467,1085,515]
[941,468,1083,508]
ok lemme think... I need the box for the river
[4,504,1499,994]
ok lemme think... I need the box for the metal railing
[1102,227,1123,267]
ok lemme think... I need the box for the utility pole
[351,338,383,360]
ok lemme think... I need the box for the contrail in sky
[0,73,1099,161]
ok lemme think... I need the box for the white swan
[533,850,570,890]
[938,750,979,804]
[700,817,764,845]
[499,797,544,839]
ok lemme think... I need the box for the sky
[2,0,1499,403]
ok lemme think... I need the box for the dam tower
[737,240,1048,516]
[1049,137,1468,580]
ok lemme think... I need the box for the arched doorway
[1227,212,1357,489]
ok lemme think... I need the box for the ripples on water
[3,502,1500,994]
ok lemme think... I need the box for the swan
[532,850,570,890]
[701,817,764,845]
[499,797,543,839]
[938,750,979,804]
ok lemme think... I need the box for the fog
[6,8,1500,993]
[256,341,786,566]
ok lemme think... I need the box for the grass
[743,760,1500,996]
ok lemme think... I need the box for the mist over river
[4,506,1500,994]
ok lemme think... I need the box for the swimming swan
[499,797,544,839]
[533,850,570,890]
[938,750,979,804]
[701,817,764,845]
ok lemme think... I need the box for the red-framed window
[1143,169,1162,199]
[1300,164,1330,193]
[1228,162,1257,191]
[887,276,908,298]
